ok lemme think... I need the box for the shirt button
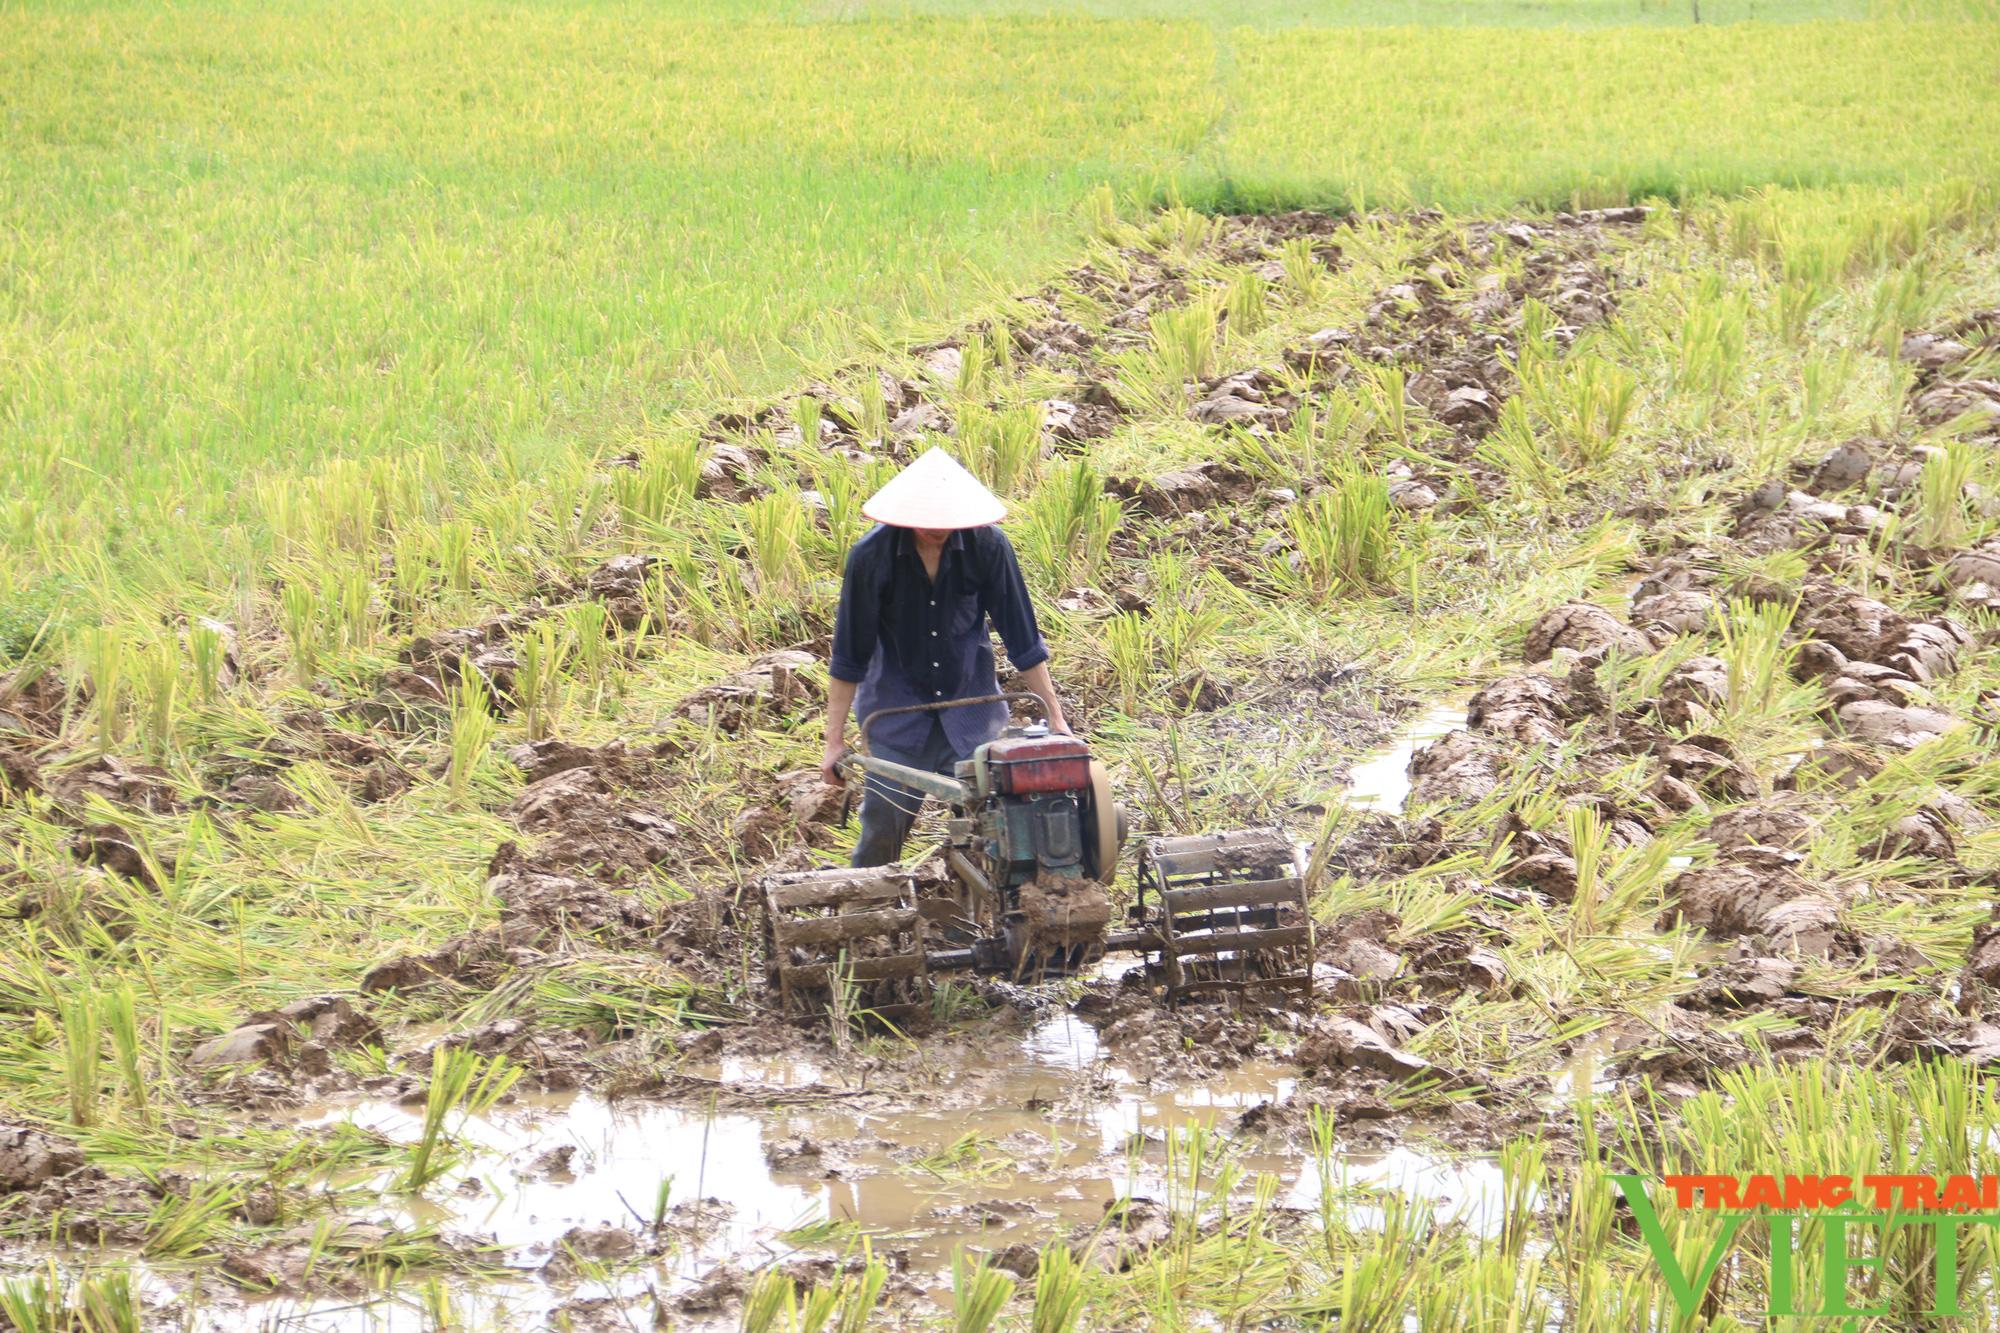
[932,661,940,668]
[934,690,942,697]
[931,630,938,637]
[929,600,936,607]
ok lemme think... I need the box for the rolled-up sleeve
[981,531,1049,672]
[829,544,878,683]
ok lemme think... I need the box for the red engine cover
[987,734,1091,795]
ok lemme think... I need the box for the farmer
[821,447,1071,868]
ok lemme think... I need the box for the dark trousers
[851,720,964,869]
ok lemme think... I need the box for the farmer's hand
[820,737,848,789]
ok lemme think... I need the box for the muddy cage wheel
[1135,828,1313,1006]
[758,866,931,1027]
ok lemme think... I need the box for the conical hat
[861,447,1006,530]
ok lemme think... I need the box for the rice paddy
[5,2,1998,596]
[4,0,2000,1328]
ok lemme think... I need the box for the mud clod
[1017,877,1112,969]
[1901,332,1974,374]
[52,755,180,813]
[677,1265,749,1316]
[1656,740,1757,801]
[1406,729,1503,805]
[1191,369,1297,431]
[0,743,40,801]
[1806,439,1876,494]
[1835,699,1959,750]
[1797,589,1908,662]
[697,443,760,501]
[0,666,68,738]
[1647,772,1702,814]
[72,822,170,886]
[1284,326,1355,373]
[507,737,634,786]
[1301,1017,1431,1079]
[507,768,614,831]
[1087,1198,1171,1270]
[545,1224,640,1278]
[775,768,844,827]
[1869,809,1956,861]
[674,650,821,733]
[1689,957,1799,1009]
[492,863,656,942]
[1632,588,1714,636]
[1883,619,1969,683]
[1942,543,2000,608]
[764,1136,839,1176]
[1667,852,1840,957]
[1167,669,1230,711]
[1323,937,1402,989]
[1040,397,1117,445]
[1467,674,1574,747]
[1654,655,1729,729]
[359,929,510,994]
[400,619,528,691]
[1387,478,1439,511]
[1523,602,1655,663]
[190,1022,289,1070]
[1706,797,1818,853]
[0,1123,86,1193]
[1911,378,2000,433]
[216,773,304,813]
[257,995,379,1049]
[1113,461,1256,517]
[1960,918,2000,1001]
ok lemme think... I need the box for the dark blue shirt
[830,524,1049,757]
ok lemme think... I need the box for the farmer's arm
[822,678,859,786]
[984,531,1069,735]
[823,545,877,785]
[1011,660,1069,736]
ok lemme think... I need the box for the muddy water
[1341,701,1471,814]
[261,1028,1503,1328]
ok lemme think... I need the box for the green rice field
[3,2,1997,600]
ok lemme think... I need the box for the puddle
[1291,1148,1513,1234]
[1088,954,1146,984]
[1549,1031,1620,1103]
[229,1288,544,1332]
[239,1087,1510,1329]
[1022,1011,1104,1069]
[262,1052,1500,1325]
[296,1094,816,1265]
[292,1047,1320,1263]
[1343,701,1470,815]
[709,1055,826,1087]
[260,1018,1516,1318]
[244,1054,1319,1326]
